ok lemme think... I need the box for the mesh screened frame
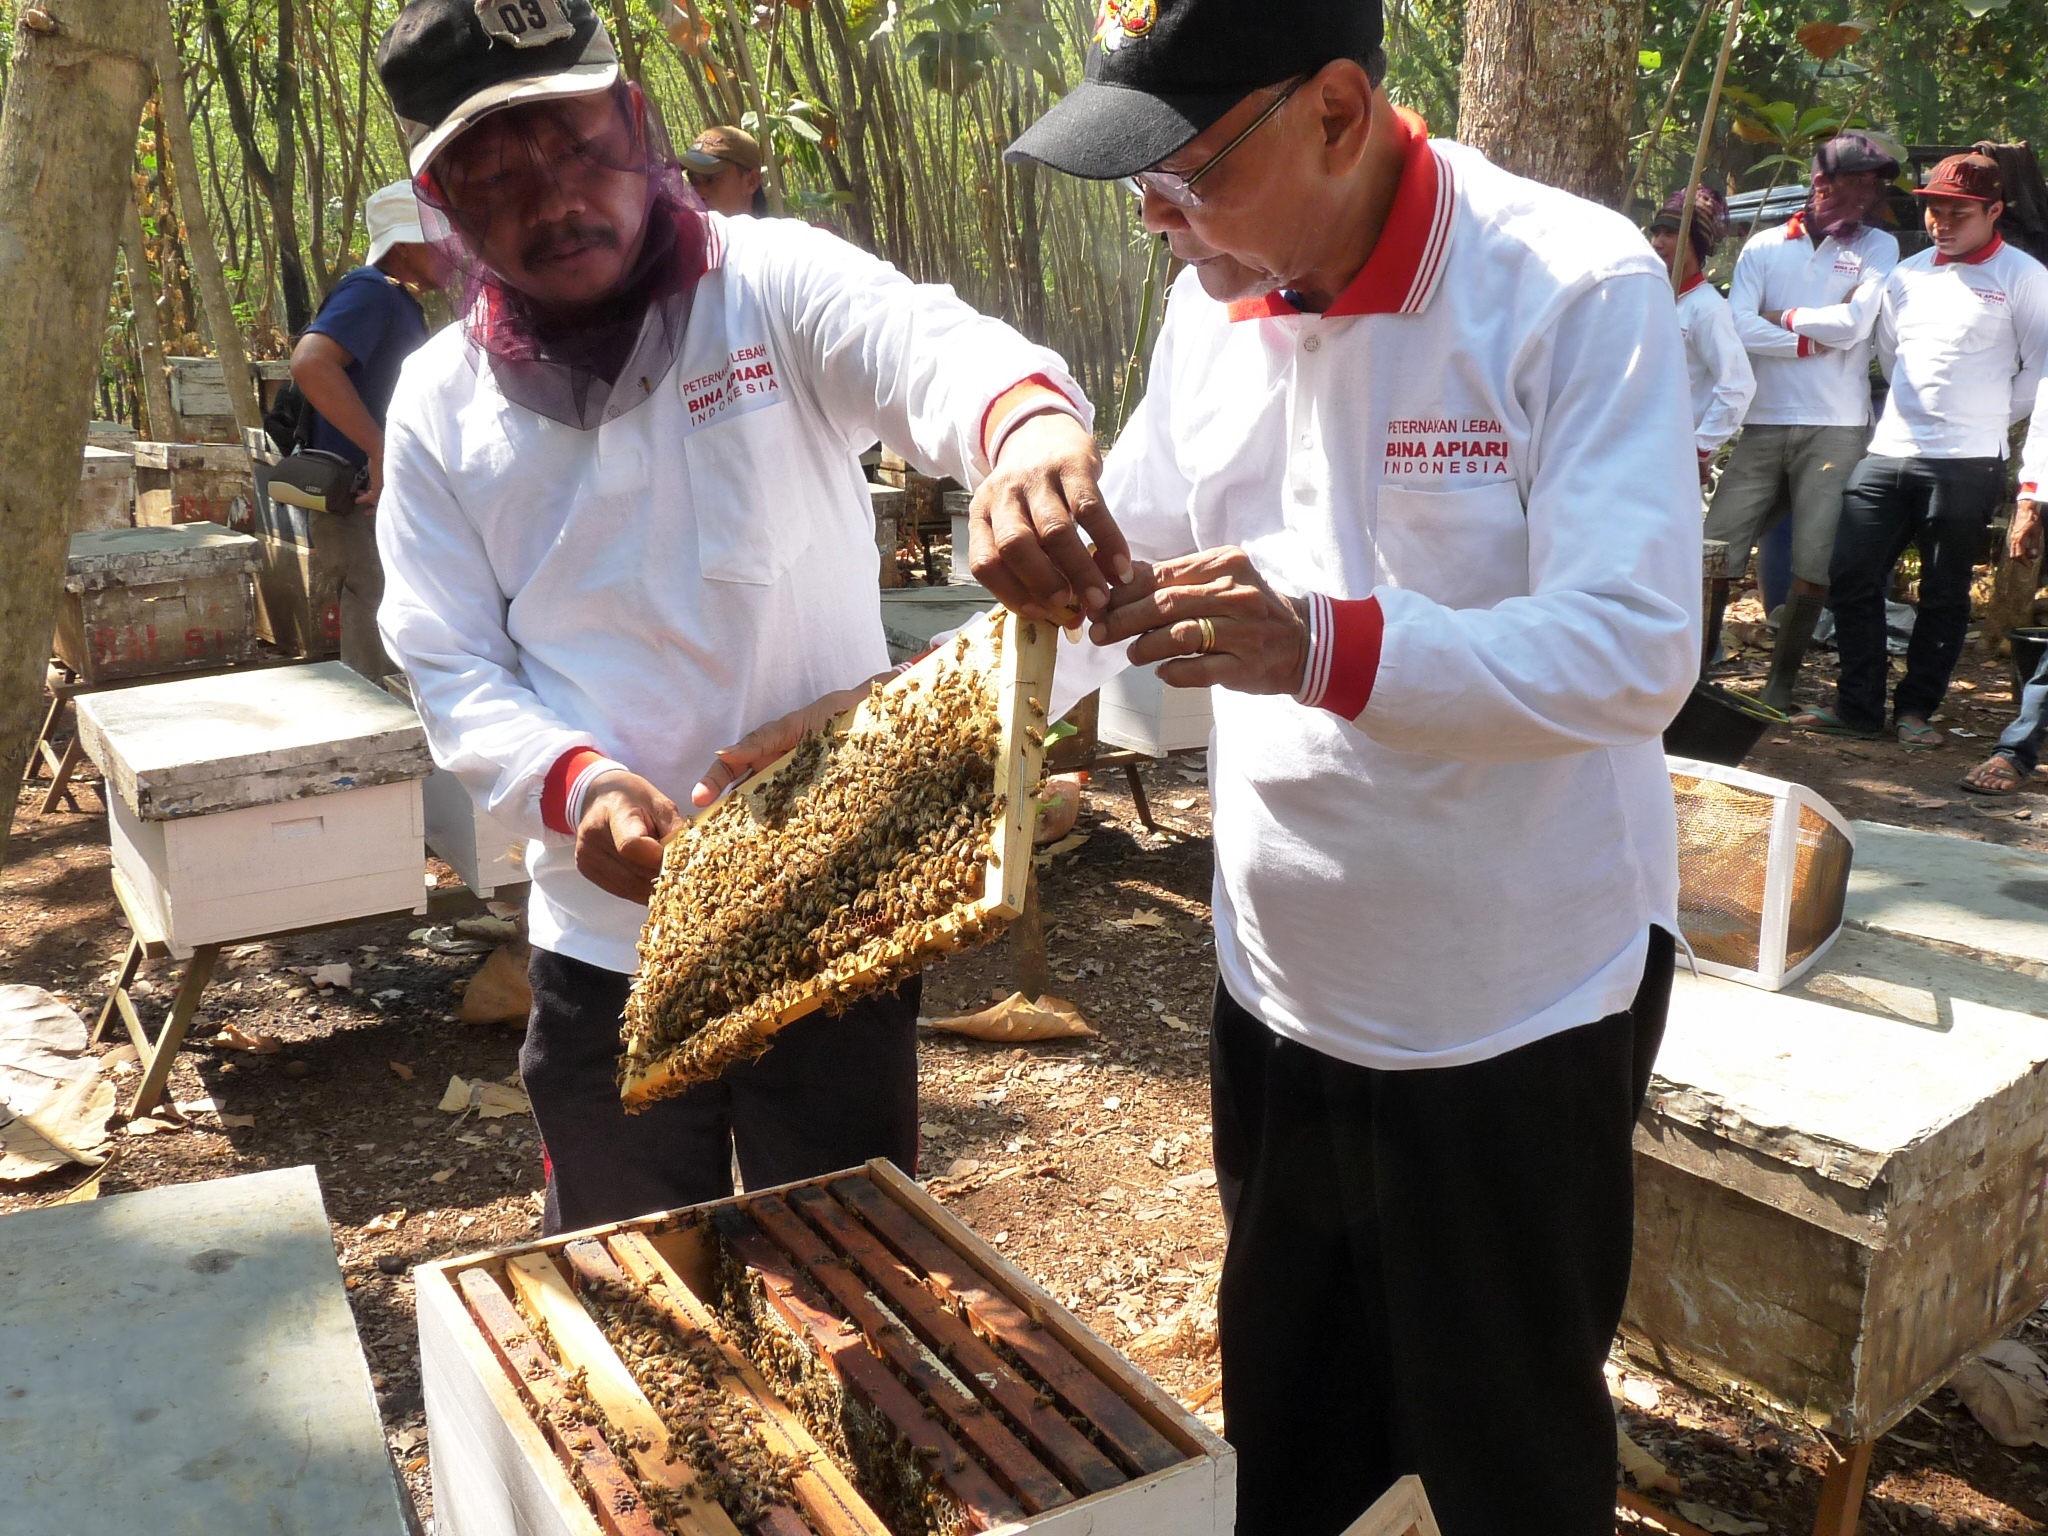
[1669,755,1856,991]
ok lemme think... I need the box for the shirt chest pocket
[685,401,815,585]
[1373,482,1529,611]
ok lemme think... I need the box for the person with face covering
[370,0,1110,1235]
[991,1,1699,1530]
[1647,184,1754,483]
[1704,131,1901,712]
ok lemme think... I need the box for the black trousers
[1828,453,2005,732]
[521,948,921,1234]
[1211,928,1675,1536]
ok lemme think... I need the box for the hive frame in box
[621,609,1056,1106]
[417,1159,1234,1536]
[1668,754,1857,992]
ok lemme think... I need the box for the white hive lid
[64,523,259,592]
[76,660,433,819]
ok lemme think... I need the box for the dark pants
[521,948,921,1234]
[337,502,396,681]
[1828,454,2005,732]
[1995,639,2048,775]
[1211,929,1675,1536]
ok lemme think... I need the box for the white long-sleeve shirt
[1053,119,1699,1072]
[1867,236,2048,464]
[1730,215,1898,426]
[1676,276,1755,453]
[378,213,1087,973]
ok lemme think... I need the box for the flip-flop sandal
[1896,719,1945,750]
[1788,709,1883,739]
[1960,755,2025,795]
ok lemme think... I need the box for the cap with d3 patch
[1006,0,1382,181]
[377,0,620,177]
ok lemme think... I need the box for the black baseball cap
[1006,0,1382,180]
[378,0,619,177]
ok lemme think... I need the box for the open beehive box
[621,609,1056,1105]
[418,1160,1234,1536]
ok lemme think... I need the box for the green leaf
[1722,84,1768,109]
[848,0,899,43]
[1794,106,1844,137]
[1639,48,1663,69]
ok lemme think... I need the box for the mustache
[523,221,620,265]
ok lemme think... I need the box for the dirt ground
[4,615,2047,1534]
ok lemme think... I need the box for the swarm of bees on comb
[619,610,1057,1107]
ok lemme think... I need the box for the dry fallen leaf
[924,992,1097,1043]
[389,1062,415,1082]
[310,962,352,990]
[212,1023,282,1055]
[363,1209,408,1234]
[438,1074,531,1119]
[429,1168,455,1184]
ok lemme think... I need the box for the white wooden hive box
[418,1159,1234,1536]
[76,661,433,955]
[1097,664,1213,758]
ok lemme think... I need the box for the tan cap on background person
[1916,152,2004,204]
[681,126,763,174]
[365,179,428,265]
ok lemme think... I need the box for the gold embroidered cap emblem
[1093,0,1158,51]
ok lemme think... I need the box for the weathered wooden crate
[1622,922,2048,1442]
[252,472,347,657]
[76,661,433,957]
[52,523,260,684]
[418,1159,1234,1536]
[621,609,1055,1102]
[164,355,293,443]
[134,440,257,532]
[75,444,135,532]
[871,484,910,588]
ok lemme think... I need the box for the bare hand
[970,412,1132,624]
[690,676,891,809]
[1089,548,1309,695]
[2014,499,2043,564]
[577,771,682,904]
[360,451,384,513]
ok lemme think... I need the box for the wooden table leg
[126,943,220,1119]
[36,736,86,815]
[92,938,144,1045]
[1123,762,1159,831]
[1812,1439,1874,1536]
[23,693,64,784]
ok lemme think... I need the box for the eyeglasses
[1122,78,1304,210]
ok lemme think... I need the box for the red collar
[1935,234,2004,266]
[1226,108,1454,322]
[1678,272,1709,296]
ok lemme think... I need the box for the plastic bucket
[2010,628,2048,697]
[1663,682,1777,767]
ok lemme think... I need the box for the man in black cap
[1705,130,1901,713]
[370,0,1113,1236]
[996,3,1699,1533]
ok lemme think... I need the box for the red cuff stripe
[1322,597,1385,720]
[542,746,608,836]
[1796,335,1816,359]
[980,373,1072,462]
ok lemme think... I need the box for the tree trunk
[200,0,311,331]
[150,0,260,436]
[0,0,156,860]
[121,187,175,440]
[1983,543,2043,652]
[1457,0,1644,204]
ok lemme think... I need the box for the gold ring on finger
[1196,616,1217,655]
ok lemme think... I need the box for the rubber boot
[1759,591,1826,714]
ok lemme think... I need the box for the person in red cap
[1704,130,1901,712]
[1647,184,1754,482]
[1794,151,2048,746]
[996,2,1699,1532]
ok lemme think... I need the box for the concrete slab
[1845,821,2048,969]
[0,1165,411,1536]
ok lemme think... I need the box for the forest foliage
[0,0,2040,426]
